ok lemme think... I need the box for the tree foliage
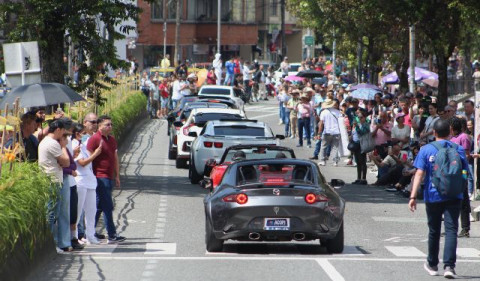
[0,0,149,104]
[287,0,480,107]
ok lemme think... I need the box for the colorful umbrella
[350,83,381,91]
[381,67,438,84]
[196,69,208,88]
[284,75,304,82]
[350,88,381,100]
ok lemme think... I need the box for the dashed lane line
[316,259,345,281]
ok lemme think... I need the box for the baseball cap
[395,113,406,120]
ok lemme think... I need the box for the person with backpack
[409,119,468,279]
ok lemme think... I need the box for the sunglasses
[87,120,98,124]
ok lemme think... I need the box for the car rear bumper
[213,228,337,241]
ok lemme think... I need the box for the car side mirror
[188,131,198,137]
[275,134,285,140]
[200,179,213,191]
[330,179,345,189]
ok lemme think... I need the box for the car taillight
[223,193,248,204]
[204,141,213,148]
[183,124,194,136]
[214,142,223,148]
[305,193,329,204]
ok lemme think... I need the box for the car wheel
[323,222,344,254]
[168,138,177,160]
[205,216,223,252]
[189,155,203,184]
[176,158,188,169]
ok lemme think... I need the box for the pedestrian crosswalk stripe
[385,246,426,257]
[457,248,480,258]
[145,243,176,255]
[76,244,118,255]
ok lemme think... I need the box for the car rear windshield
[214,126,265,136]
[200,88,230,95]
[236,164,314,187]
[183,104,228,119]
[224,148,294,162]
[290,65,301,72]
[193,113,242,125]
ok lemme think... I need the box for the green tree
[0,0,149,103]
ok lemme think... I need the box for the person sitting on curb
[370,141,408,187]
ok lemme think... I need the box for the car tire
[205,217,223,252]
[176,158,188,169]
[189,155,203,184]
[168,138,177,160]
[323,222,344,254]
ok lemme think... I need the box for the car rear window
[236,164,314,186]
[214,126,265,136]
[193,113,242,125]
[224,148,294,162]
[290,65,301,72]
[200,88,231,95]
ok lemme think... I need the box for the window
[245,0,256,22]
[168,0,179,20]
[232,0,243,22]
[214,126,265,136]
[270,0,278,17]
[151,0,164,20]
[187,0,231,22]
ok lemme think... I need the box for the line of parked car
[165,85,346,253]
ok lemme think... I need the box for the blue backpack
[430,141,465,198]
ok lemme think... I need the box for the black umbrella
[296,70,324,78]
[312,77,327,85]
[0,83,85,108]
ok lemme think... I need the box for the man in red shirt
[87,115,126,243]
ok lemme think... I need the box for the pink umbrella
[284,75,304,82]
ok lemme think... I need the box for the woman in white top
[72,124,102,244]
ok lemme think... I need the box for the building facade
[131,0,307,70]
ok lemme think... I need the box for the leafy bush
[0,163,54,265]
[107,92,147,140]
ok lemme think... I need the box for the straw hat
[300,93,310,100]
[322,99,335,109]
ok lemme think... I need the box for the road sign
[304,36,314,46]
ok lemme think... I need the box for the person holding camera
[371,111,392,159]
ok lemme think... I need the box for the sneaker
[424,262,439,276]
[307,144,312,148]
[309,156,318,160]
[351,179,362,185]
[444,266,456,279]
[278,120,284,125]
[86,236,101,245]
[360,179,368,185]
[71,239,85,250]
[385,187,398,192]
[56,247,64,254]
[61,246,74,252]
[458,229,470,238]
[346,160,353,166]
[333,162,338,167]
[108,235,126,243]
[296,144,302,147]
[289,135,295,139]
[94,233,106,239]
[318,161,326,166]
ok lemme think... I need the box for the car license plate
[264,218,290,231]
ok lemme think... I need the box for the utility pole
[163,0,167,64]
[174,0,181,67]
[332,28,336,83]
[217,0,221,53]
[409,25,416,93]
[280,0,286,59]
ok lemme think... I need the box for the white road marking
[144,243,177,255]
[385,246,426,257]
[457,248,480,258]
[383,237,401,242]
[75,244,118,255]
[91,256,480,263]
[316,259,345,281]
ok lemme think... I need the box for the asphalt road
[27,99,480,281]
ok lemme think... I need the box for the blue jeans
[426,199,461,269]
[298,118,311,146]
[48,179,71,248]
[172,99,179,110]
[224,73,234,86]
[279,102,285,121]
[95,178,117,238]
[467,163,474,194]
[284,114,290,136]
[314,139,321,157]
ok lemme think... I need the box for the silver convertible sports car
[203,158,346,253]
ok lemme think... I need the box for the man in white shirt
[171,76,188,108]
[212,53,223,85]
[280,57,289,77]
[317,99,341,166]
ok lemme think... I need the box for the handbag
[347,141,360,152]
[359,132,375,154]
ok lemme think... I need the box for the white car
[174,108,246,168]
[198,85,244,110]
[274,63,302,81]
[188,119,283,184]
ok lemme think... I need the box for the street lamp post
[217,0,221,53]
